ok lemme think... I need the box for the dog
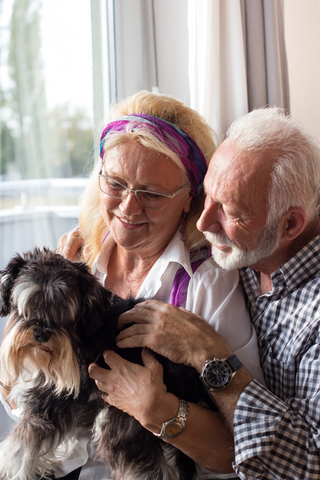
[0,248,216,480]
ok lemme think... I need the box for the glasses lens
[136,191,168,209]
[98,174,169,209]
[99,175,125,198]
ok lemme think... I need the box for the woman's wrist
[0,379,12,395]
[141,392,180,434]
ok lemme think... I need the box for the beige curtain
[242,0,290,111]
[188,0,290,138]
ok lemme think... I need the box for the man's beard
[203,221,282,270]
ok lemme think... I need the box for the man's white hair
[227,107,320,225]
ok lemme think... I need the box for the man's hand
[56,226,83,261]
[116,300,233,372]
[116,301,253,433]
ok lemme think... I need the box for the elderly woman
[1,91,263,479]
[53,90,264,480]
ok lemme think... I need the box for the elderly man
[115,107,320,479]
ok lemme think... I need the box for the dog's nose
[34,329,52,343]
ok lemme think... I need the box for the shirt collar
[158,230,194,277]
[279,233,320,292]
[135,230,193,299]
[94,229,193,279]
[241,233,320,297]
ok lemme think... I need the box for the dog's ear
[0,253,27,317]
[73,261,117,336]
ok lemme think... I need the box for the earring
[179,213,187,242]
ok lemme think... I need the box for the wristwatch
[200,354,242,390]
[153,399,189,441]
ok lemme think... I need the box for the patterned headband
[99,113,208,197]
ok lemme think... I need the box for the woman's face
[100,141,192,257]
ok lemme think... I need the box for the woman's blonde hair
[79,90,217,266]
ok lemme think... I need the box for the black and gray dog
[0,248,215,480]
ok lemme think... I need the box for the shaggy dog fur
[0,248,216,480]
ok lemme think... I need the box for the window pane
[0,0,92,198]
[0,0,92,266]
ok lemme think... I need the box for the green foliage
[47,105,94,178]
[0,124,15,177]
[0,0,93,180]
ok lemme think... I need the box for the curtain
[243,0,290,111]
[188,0,290,138]
[188,0,248,138]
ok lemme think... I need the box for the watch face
[163,420,183,438]
[204,361,232,389]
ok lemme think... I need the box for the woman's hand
[56,225,83,261]
[89,346,236,473]
[88,347,179,433]
[116,300,233,372]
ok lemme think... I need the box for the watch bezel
[201,358,233,390]
[153,399,189,441]
[160,418,185,440]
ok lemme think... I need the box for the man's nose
[197,201,222,233]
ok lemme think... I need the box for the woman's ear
[279,207,308,240]
[183,193,192,214]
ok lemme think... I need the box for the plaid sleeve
[233,380,320,480]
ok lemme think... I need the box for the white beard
[204,222,282,270]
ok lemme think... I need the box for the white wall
[284,0,320,140]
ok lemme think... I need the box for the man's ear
[279,207,308,240]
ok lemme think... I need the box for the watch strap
[225,354,242,373]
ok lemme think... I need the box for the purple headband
[99,113,207,197]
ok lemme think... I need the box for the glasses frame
[98,172,188,210]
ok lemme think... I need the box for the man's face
[197,139,281,270]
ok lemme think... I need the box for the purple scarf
[99,114,207,198]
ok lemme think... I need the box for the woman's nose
[119,191,143,215]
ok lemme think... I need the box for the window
[0,0,93,268]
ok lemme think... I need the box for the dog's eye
[32,317,48,328]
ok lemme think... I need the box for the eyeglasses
[99,172,188,210]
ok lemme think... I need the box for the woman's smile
[115,215,147,229]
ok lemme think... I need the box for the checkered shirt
[234,234,320,480]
